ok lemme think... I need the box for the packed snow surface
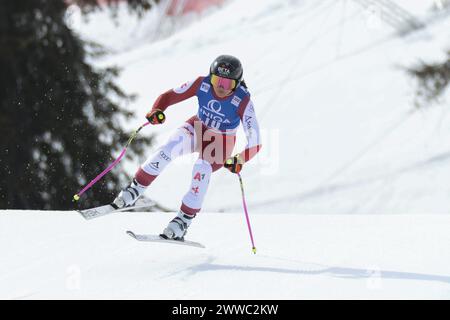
[1,210,449,299]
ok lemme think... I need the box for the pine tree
[407,50,450,108]
[0,0,158,210]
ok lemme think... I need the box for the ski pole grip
[156,111,165,124]
[146,110,166,125]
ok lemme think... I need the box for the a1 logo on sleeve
[174,81,193,94]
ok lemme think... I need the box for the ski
[126,230,205,248]
[78,198,155,220]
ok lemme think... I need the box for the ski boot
[112,179,146,209]
[160,211,195,241]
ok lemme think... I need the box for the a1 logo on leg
[193,172,205,181]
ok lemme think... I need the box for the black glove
[224,154,244,174]
[146,109,166,125]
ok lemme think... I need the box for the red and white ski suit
[134,76,262,216]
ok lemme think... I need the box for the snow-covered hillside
[1,210,449,299]
[2,0,449,300]
[72,0,450,215]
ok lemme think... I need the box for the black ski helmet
[210,55,243,82]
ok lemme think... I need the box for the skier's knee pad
[182,159,212,211]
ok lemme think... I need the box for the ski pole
[237,172,257,254]
[73,121,151,202]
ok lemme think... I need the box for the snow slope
[1,210,449,299]
[3,0,450,300]
[72,0,450,214]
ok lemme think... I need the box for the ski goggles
[210,74,237,91]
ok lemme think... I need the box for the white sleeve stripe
[173,79,196,94]
[241,100,261,148]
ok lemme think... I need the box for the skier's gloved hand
[224,154,244,174]
[146,109,166,125]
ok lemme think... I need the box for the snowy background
[69,0,450,215]
[1,0,450,299]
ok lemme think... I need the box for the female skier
[113,55,262,240]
